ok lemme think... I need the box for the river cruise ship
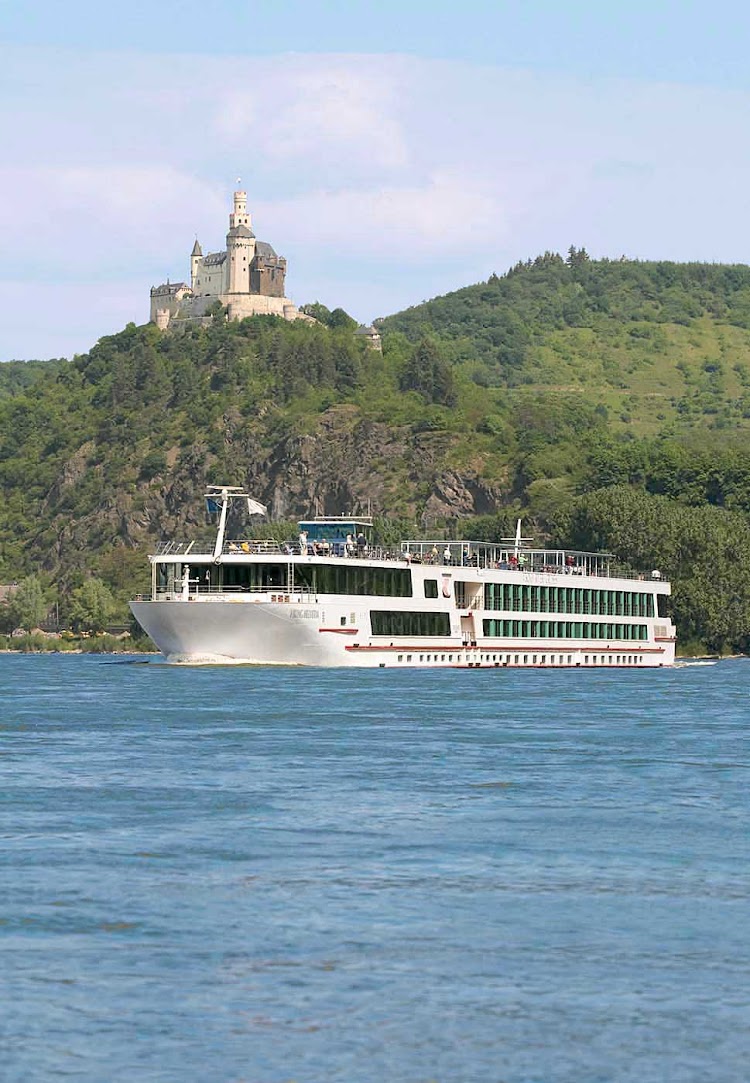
[130,486,676,667]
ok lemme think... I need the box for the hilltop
[3,255,750,649]
[381,250,750,437]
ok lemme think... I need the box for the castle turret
[229,189,252,231]
[225,189,256,294]
[190,239,202,290]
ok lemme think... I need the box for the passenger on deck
[443,546,452,565]
[298,530,308,556]
[356,532,367,557]
[345,534,355,558]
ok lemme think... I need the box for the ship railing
[155,539,406,561]
[220,539,405,561]
[154,540,202,556]
[147,585,318,602]
[152,539,666,583]
[400,541,667,583]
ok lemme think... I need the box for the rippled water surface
[1,654,749,1082]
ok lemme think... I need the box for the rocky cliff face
[42,405,508,574]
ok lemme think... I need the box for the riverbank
[0,632,157,654]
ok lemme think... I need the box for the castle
[149,189,311,329]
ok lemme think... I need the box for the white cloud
[256,171,506,258]
[0,166,225,276]
[214,55,411,176]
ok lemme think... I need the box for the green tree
[67,578,119,633]
[300,303,357,330]
[7,574,48,631]
[399,338,457,407]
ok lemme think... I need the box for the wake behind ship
[130,487,676,667]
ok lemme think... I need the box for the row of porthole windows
[482,620,649,640]
[393,653,647,666]
[484,584,655,617]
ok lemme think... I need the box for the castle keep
[150,189,310,329]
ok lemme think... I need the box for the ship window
[424,579,438,599]
[371,611,451,637]
[222,562,287,591]
[294,563,412,598]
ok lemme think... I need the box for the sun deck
[151,538,666,584]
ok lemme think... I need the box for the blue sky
[2,0,750,358]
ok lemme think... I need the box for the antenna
[500,518,534,557]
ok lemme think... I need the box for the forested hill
[4,255,750,651]
[380,251,750,437]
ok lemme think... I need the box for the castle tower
[229,190,252,231]
[190,239,202,290]
[225,189,255,294]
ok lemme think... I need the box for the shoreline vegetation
[0,632,157,654]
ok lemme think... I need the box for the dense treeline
[3,255,750,651]
[562,487,750,653]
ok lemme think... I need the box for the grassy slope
[379,256,750,448]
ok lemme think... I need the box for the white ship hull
[131,589,675,669]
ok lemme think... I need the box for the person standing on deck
[298,530,308,556]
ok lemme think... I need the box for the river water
[1,655,748,1082]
